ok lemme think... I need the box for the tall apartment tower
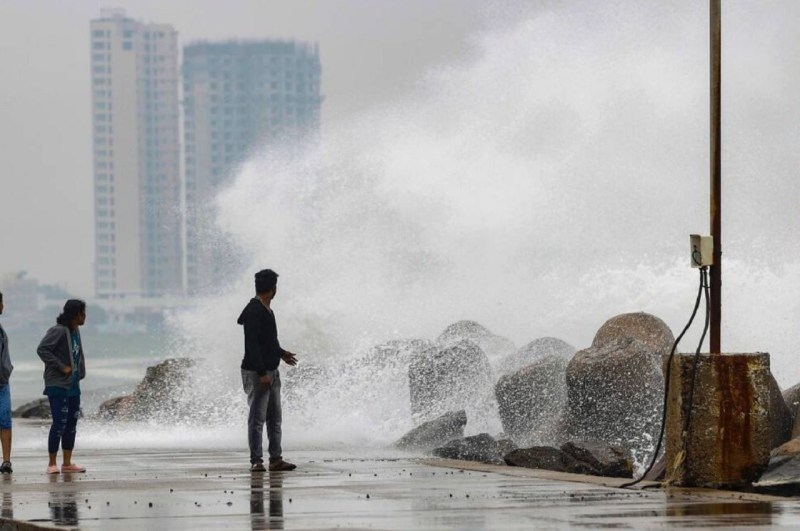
[90,9,183,299]
[183,40,322,295]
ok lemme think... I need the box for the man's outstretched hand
[281,351,298,366]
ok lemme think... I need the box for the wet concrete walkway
[0,446,798,529]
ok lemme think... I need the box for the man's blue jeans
[242,369,282,464]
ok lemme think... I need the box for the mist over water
[67,2,800,453]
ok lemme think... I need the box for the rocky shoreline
[12,312,800,493]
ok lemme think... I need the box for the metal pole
[710,0,722,354]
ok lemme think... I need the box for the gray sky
[0,0,512,294]
[1,0,798,301]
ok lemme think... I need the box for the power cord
[620,267,710,488]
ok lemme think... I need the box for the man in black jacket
[239,269,298,472]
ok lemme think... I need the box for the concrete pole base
[665,352,771,488]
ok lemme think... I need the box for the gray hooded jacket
[0,322,12,386]
[37,325,86,389]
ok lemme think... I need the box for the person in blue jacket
[0,291,14,474]
[37,300,87,475]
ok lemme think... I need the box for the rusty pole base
[665,352,772,489]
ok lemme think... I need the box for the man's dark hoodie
[238,298,284,376]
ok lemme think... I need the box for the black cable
[680,269,711,466]
[620,267,706,488]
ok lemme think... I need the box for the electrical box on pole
[690,234,713,268]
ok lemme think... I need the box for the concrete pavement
[0,431,798,529]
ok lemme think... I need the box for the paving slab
[0,432,799,529]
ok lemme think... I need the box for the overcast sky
[1,1,798,300]
[0,0,520,295]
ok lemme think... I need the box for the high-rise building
[182,40,322,294]
[90,9,183,299]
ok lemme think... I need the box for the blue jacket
[0,322,12,386]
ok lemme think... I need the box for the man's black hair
[255,269,279,294]
[0,291,3,302]
[57,299,86,326]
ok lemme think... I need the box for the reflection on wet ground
[0,447,797,530]
[249,470,283,530]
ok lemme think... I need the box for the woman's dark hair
[254,269,279,294]
[56,299,86,326]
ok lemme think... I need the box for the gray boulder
[12,398,51,419]
[782,383,800,438]
[504,446,596,475]
[432,433,505,465]
[565,312,673,464]
[394,410,467,452]
[591,312,674,354]
[560,440,633,478]
[98,357,195,421]
[495,353,570,446]
[497,337,575,376]
[782,382,800,414]
[754,454,800,491]
[409,339,494,423]
[767,373,793,450]
[437,320,516,361]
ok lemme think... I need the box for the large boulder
[432,433,505,465]
[767,373,793,450]
[394,410,467,452]
[565,312,673,464]
[782,383,800,438]
[495,353,570,446]
[12,398,51,419]
[496,337,575,376]
[436,320,515,362]
[782,382,800,414]
[98,358,195,421]
[754,454,800,491]
[592,312,674,354]
[504,442,633,478]
[560,440,633,478]
[504,446,596,475]
[409,339,494,424]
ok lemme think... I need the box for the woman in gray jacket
[37,300,87,475]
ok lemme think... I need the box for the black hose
[620,267,707,488]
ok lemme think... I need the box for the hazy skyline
[0,0,511,295]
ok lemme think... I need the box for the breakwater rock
[432,433,515,465]
[394,410,467,452]
[12,398,50,419]
[409,339,494,424]
[98,357,195,421]
[565,312,673,462]
[505,440,633,478]
[495,340,574,446]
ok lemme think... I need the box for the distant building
[182,40,322,294]
[90,9,183,299]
